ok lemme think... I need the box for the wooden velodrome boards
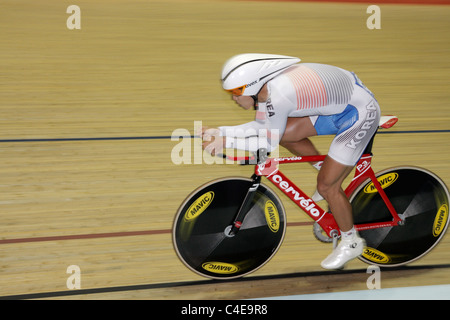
[0,0,449,299]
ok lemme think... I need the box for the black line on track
[0,129,449,143]
[1,264,449,300]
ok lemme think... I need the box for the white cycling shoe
[321,236,366,270]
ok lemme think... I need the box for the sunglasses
[224,85,246,96]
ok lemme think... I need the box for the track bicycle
[172,116,449,279]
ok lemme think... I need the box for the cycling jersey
[218,63,380,166]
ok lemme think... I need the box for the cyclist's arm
[218,100,291,152]
[218,121,273,152]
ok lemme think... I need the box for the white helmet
[221,53,300,96]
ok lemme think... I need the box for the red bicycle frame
[251,153,403,238]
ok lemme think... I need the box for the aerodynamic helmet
[221,53,301,96]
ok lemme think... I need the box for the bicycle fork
[225,174,262,237]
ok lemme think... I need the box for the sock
[341,227,357,241]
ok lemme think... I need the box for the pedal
[332,231,339,249]
[313,223,333,243]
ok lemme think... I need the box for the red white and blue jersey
[278,64,355,114]
[219,63,380,166]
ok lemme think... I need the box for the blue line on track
[0,129,449,143]
[0,136,179,143]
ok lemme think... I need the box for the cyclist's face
[232,95,254,110]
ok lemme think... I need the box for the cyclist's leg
[317,158,354,231]
[279,117,320,163]
[319,88,380,269]
[281,118,325,200]
[281,138,319,157]
[318,158,367,269]
[315,102,372,228]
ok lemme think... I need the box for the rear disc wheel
[350,167,449,267]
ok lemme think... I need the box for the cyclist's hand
[200,128,224,156]
[198,127,219,141]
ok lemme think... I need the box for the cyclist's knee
[316,175,341,200]
[316,157,353,200]
[316,180,332,199]
[279,139,289,148]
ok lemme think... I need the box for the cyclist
[200,53,380,270]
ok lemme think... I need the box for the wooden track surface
[0,0,449,299]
